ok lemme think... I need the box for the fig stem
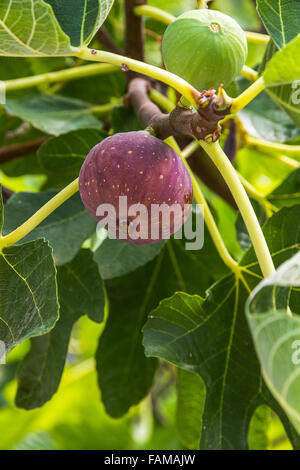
[237,172,278,217]
[76,48,200,107]
[134,5,175,25]
[244,31,270,45]
[166,137,239,273]
[261,152,300,170]
[200,141,275,278]
[133,5,269,46]
[3,63,118,92]
[181,140,277,216]
[0,178,79,250]
[240,65,258,82]
[231,76,265,113]
[246,135,300,156]
[149,89,175,113]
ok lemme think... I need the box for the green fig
[162,9,247,91]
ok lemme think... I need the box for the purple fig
[79,131,193,244]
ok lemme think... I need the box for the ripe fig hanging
[79,132,193,244]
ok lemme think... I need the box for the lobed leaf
[257,0,300,49]
[0,0,73,56]
[0,239,59,351]
[15,249,105,409]
[246,251,300,434]
[94,238,165,280]
[97,234,220,418]
[144,205,300,449]
[5,94,101,136]
[44,0,115,47]
[176,368,205,450]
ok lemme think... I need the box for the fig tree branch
[1,186,14,204]
[126,78,231,141]
[125,0,146,61]
[0,137,48,163]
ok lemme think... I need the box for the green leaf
[261,36,300,127]
[248,405,271,450]
[3,191,96,265]
[0,0,73,56]
[111,106,143,134]
[238,90,300,142]
[5,94,101,135]
[176,369,205,450]
[268,168,300,209]
[246,251,300,434]
[15,249,105,409]
[144,206,300,449]
[37,128,107,185]
[94,238,165,280]
[263,35,300,87]
[257,37,300,128]
[97,237,218,418]
[45,0,114,47]
[0,239,59,351]
[257,0,300,49]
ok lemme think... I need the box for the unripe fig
[162,9,247,91]
[79,132,193,244]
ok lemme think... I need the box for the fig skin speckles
[79,131,193,244]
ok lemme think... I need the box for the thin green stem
[237,172,278,217]
[200,141,275,277]
[166,136,239,273]
[247,135,300,156]
[181,140,200,159]
[0,178,79,250]
[240,65,258,82]
[181,139,278,217]
[4,63,118,92]
[133,5,269,46]
[134,4,174,25]
[263,152,300,170]
[76,48,200,107]
[231,76,265,113]
[90,103,118,115]
[244,31,269,45]
[149,88,175,112]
